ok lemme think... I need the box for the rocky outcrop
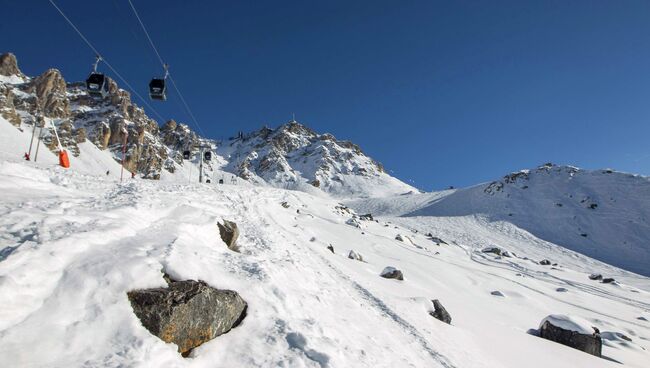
[217,220,240,252]
[127,278,247,356]
[0,53,22,77]
[539,318,602,357]
[380,266,403,280]
[0,84,21,126]
[28,69,70,118]
[429,299,451,324]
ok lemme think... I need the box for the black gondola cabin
[183,150,191,160]
[86,73,108,99]
[149,78,166,100]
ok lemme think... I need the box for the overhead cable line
[126,0,207,137]
[48,0,167,123]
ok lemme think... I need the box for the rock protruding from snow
[127,278,247,356]
[539,259,551,266]
[380,266,404,280]
[481,246,503,256]
[346,218,361,228]
[538,315,602,357]
[588,273,603,281]
[348,250,363,261]
[429,299,452,324]
[217,220,240,252]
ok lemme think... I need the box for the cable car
[204,151,212,161]
[86,56,108,99]
[149,64,169,101]
[183,150,191,160]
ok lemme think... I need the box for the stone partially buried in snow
[429,299,452,324]
[218,220,240,252]
[481,246,502,256]
[348,250,363,261]
[538,315,602,357]
[127,278,247,356]
[380,266,404,280]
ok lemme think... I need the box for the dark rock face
[602,278,616,284]
[539,320,602,357]
[359,213,374,221]
[380,267,404,280]
[539,259,551,266]
[127,279,247,356]
[429,299,451,324]
[481,247,502,256]
[217,220,240,252]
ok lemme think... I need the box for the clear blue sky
[3,0,650,190]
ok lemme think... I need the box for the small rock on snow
[380,266,404,281]
[429,299,452,324]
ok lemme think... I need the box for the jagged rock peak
[0,53,23,77]
[29,69,70,118]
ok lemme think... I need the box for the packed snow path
[1,161,649,367]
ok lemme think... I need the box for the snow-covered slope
[1,153,649,368]
[351,164,650,277]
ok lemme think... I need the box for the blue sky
[3,0,650,190]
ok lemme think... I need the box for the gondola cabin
[86,73,108,99]
[204,151,212,161]
[182,150,191,160]
[149,78,166,100]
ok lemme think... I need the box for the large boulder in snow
[127,278,247,356]
[429,299,452,324]
[218,220,240,252]
[538,315,602,357]
[380,266,404,280]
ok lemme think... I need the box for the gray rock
[348,250,363,261]
[127,278,247,356]
[327,244,335,254]
[281,201,290,208]
[602,278,616,284]
[217,220,240,252]
[539,320,602,357]
[588,273,603,281]
[359,213,374,221]
[556,288,568,292]
[429,299,452,324]
[380,266,404,280]
[481,247,502,256]
[491,291,505,297]
[395,234,404,242]
[539,259,551,266]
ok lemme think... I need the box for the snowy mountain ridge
[349,162,650,276]
[0,52,414,197]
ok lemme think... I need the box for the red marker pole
[120,130,128,182]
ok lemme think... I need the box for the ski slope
[0,150,649,367]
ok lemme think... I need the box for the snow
[0,74,27,84]
[540,314,596,335]
[1,117,650,367]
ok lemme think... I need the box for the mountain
[350,163,650,276]
[216,121,416,198]
[0,52,414,197]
